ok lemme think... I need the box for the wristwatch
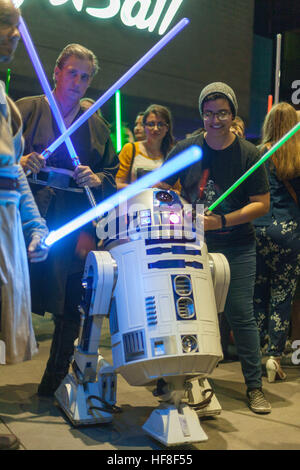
[220,214,227,228]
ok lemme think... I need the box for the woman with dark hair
[116,104,175,189]
[254,102,300,382]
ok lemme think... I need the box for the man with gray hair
[0,0,49,450]
[17,42,118,398]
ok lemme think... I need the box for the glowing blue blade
[41,17,190,157]
[45,145,202,246]
[18,17,78,166]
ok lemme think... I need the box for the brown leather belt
[0,177,19,190]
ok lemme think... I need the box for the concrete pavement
[0,313,300,451]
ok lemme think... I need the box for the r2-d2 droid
[55,189,230,446]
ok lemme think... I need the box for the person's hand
[203,211,222,231]
[20,152,46,174]
[27,235,49,263]
[73,165,101,188]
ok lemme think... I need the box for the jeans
[209,241,262,390]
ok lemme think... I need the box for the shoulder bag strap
[127,142,136,184]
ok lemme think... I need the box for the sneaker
[0,434,20,450]
[247,389,271,414]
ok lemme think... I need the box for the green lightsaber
[208,121,300,212]
[5,68,11,94]
[115,90,122,153]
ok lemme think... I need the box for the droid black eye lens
[155,191,174,203]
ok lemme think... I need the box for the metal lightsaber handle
[274,33,282,105]
[71,157,97,209]
[83,184,97,208]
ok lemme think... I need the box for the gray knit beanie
[198,82,238,118]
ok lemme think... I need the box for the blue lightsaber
[44,145,202,246]
[17,15,97,208]
[40,17,190,157]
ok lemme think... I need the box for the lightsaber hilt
[22,149,52,172]
[274,34,282,105]
[71,157,97,209]
[84,185,97,210]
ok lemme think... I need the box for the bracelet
[220,214,227,228]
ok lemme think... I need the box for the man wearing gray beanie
[198,82,238,119]
[161,82,272,415]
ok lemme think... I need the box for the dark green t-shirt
[164,134,269,248]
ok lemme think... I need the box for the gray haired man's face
[0,8,20,63]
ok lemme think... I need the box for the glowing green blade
[5,69,11,94]
[115,90,122,152]
[208,121,300,212]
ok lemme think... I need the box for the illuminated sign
[16,0,185,35]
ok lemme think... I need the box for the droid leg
[55,251,118,426]
[185,377,222,417]
[143,377,208,447]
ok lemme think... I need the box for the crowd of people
[0,0,299,450]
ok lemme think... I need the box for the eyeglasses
[202,110,232,121]
[144,121,168,129]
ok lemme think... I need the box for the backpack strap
[127,142,136,184]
